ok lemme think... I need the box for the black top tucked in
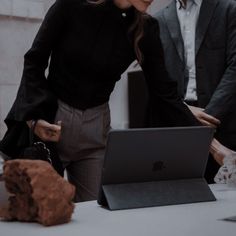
[0,0,199,158]
[5,0,198,125]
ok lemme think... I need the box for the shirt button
[122,13,126,17]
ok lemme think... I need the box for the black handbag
[20,120,64,176]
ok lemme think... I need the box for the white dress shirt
[176,0,202,101]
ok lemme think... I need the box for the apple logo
[152,161,166,171]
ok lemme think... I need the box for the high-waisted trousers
[55,100,110,202]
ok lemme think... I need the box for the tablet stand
[100,178,216,210]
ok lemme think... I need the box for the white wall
[0,0,171,138]
[0,16,42,138]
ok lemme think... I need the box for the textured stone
[0,159,75,226]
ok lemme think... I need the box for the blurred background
[0,0,172,138]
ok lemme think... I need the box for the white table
[1,184,236,236]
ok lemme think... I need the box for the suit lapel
[163,0,185,63]
[195,0,219,55]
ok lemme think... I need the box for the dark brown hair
[87,0,147,63]
[129,10,148,64]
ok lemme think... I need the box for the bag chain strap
[30,120,52,164]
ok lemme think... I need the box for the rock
[0,159,75,226]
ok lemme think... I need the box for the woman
[0,0,199,202]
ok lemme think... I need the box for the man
[155,0,236,182]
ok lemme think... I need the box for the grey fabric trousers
[55,100,110,202]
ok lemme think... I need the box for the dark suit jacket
[155,0,236,150]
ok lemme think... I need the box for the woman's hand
[27,119,61,142]
[187,105,220,128]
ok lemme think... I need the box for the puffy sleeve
[5,0,69,125]
[140,17,200,127]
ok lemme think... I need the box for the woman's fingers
[188,105,221,127]
[199,112,220,126]
[34,120,62,142]
[198,118,217,128]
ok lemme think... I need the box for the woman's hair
[87,0,147,63]
[129,10,147,64]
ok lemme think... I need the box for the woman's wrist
[26,120,36,129]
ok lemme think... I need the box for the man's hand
[27,119,61,142]
[187,105,220,128]
[210,139,235,166]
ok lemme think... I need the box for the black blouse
[5,0,198,127]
